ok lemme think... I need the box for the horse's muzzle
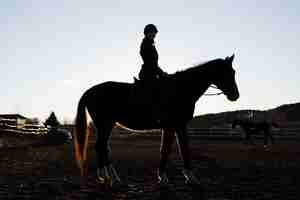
[227,92,239,101]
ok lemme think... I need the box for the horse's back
[81,81,132,113]
[84,81,132,97]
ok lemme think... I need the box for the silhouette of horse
[232,119,279,146]
[73,54,239,186]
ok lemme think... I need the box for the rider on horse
[136,24,168,122]
[138,24,167,82]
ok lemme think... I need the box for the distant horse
[74,54,239,186]
[232,119,279,146]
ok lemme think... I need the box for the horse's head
[211,54,239,101]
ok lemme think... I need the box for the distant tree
[45,112,60,128]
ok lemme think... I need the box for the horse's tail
[73,93,91,176]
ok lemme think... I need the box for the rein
[203,85,224,96]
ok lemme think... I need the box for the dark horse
[74,54,239,186]
[232,119,279,146]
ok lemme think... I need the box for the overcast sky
[1,0,299,123]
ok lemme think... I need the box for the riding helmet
[144,24,158,34]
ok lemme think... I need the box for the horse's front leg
[158,128,176,185]
[176,128,200,185]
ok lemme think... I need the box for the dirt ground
[0,134,300,200]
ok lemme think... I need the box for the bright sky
[1,0,299,123]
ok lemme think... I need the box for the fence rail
[0,127,48,135]
[114,127,300,139]
[188,128,300,138]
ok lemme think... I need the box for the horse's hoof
[182,169,201,185]
[108,164,123,186]
[96,176,105,184]
[264,145,271,151]
[158,179,169,188]
[158,171,169,187]
[96,176,113,187]
[111,179,124,189]
[97,165,123,187]
[185,178,201,185]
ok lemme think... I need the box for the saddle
[132,76,158,101]
[130,77,165,118]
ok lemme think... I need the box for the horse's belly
[117,118,160,130]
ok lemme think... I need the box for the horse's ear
[225,54,235,63]
[228,54,235,63]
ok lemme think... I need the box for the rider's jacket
[139,38,164,81]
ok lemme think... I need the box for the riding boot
[134,78,145,99]
[131,80,148,114]
[150,88,164,125]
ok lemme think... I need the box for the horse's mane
[173,58,223,75]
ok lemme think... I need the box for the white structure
[0,114,27,129]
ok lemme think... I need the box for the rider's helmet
[144,24,158,35]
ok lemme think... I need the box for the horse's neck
[183,65,214,102]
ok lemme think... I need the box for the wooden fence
[113,127,300,139]
[188,127,300,138]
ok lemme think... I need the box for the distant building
[0,114,27,129]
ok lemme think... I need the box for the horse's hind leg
[94,121,113,168]
[94,121,121,185]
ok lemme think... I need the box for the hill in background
[189,102,300,128]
